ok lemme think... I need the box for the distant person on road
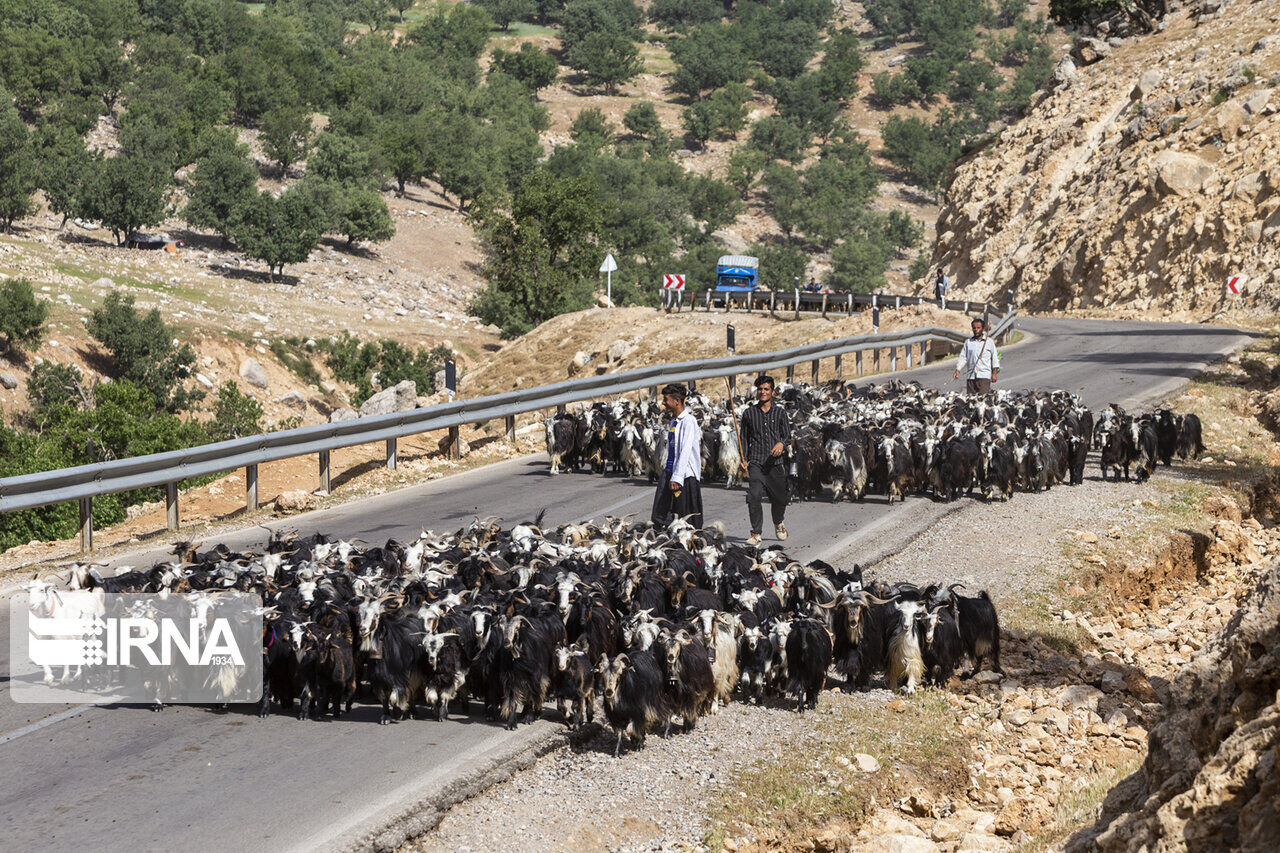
[652,383,704,530]
[953,318,1000,394]
[934,268,951,305]
[738,375,791,546]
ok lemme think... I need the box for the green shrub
[26,362,84,422]
[318,333,452,405]
[825,235,888,293]
[908,245,934,281]
[86,291,202,412]
[207,381,264,442]
[0,278,49,355]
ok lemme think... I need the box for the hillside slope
[927,1,1280,315]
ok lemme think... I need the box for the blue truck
[715,255,759,292]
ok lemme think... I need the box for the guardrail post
[319,450,331,494]
[786,364,795,384]
[821,293,828,317]
[505,415,516,442]
[921,341,929,366]
[386,438,397,471]
[906,343,913,369]
[557,403,566,415]
[689,379,697,394]
[705,291,712,311]
[448,426,461,459]
[891,346,898,372]
[246,465,258,512]
[964,300,970,314]
[846,293,853,314]
[1007,290,1014,313]
[79,497,93,553]
[874,348,880,372]
[895,296,901,309]
[983,304,990,330]
[834,354,843,378]
[770,290,776,313]
[166,481,179,532]
[811,359,820,384]
[855,350,863,375]
[794,290,800,320]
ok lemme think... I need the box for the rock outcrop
[1067,561,1280,852]
[929,3,1280,314]
[358,380,417,417]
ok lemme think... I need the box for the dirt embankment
[462,303,972,396]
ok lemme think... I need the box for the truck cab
[715,255,759,292]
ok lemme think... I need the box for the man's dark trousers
[747,459,788,534]
[966,378,991,394]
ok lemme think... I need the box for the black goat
[785,617,832,712]
[949,585,1002,676]
[598,651,672,756]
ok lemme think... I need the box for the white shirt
[955,335,1000,379]
[667,410,702,483]
[934,275,951,294]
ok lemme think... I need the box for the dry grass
[705,690,969,849]
[1011,755,1144,853]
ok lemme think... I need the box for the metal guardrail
[0,306,1016,551]
[668,289,1003,318]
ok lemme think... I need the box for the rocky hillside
[928,0,1280,315]
[1067,557,1280,851]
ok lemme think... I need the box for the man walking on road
[953,317,1000,394]
[738,375,791,546]
[652,383,704,530]
[934,268,951,305]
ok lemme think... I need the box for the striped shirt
[740,401,791,466]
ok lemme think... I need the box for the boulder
[605,339,636,363]
[1234,171,1266,201]
[330,408,358,423]
[1053,56,1078,86]
[437,432,471,457]
[275,391,307,410]
[854,752,881,772]
[1071,37,1111,65]
[1054,684,1105,712]
[239,358,268,389]
[359,380,417,417]
[1215,99,1249,138]
[1243,88,1273,116]
[0,372,17,390]
[1152,151,1214,197]
[568,351,592,376]
[1132,69,1163,98]
[195,372,215,389]
[91,277,115,290]
[274,489,316,514]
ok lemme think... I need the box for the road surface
[0,317,1250,852]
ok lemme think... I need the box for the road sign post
[662,274,685,312]
[600,253,617,307]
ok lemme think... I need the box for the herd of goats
[32,382,1208,755]
[544,380,1205,500]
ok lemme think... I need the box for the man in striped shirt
[738,375,791,546]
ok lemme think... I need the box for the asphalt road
[0,317,1251,852]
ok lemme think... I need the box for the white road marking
[0,703,101,746]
